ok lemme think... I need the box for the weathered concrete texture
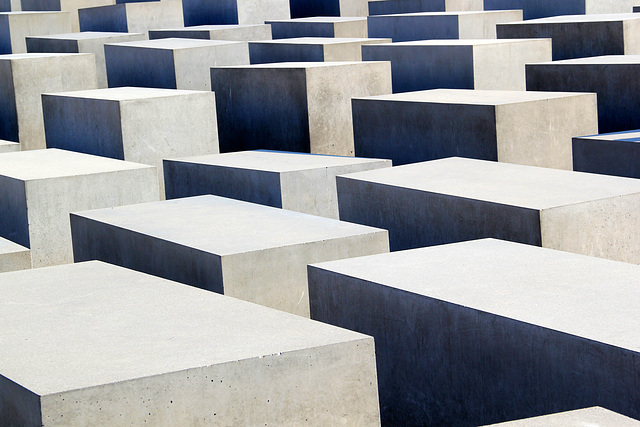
[572,130,640,179]
[211,61,392,156]
[26,31,145,88]
[289,0,368,18]
[163,150,391,218]
[497,13,640,60]
[249,37,391,64]
[105,38,249,90]
[368,10,523,42]
[0,53,97,150]
[182,0,290,26]
[149,24,272,41]
[0,261,380,426]
[363,38,551,93]
[0,149,158,267]
[0,139,19,152]
[352,89,597,169]
[526,55,640,133]
[486,0,639,20]
[337,157,640,263]
[0,11,70,54]
[20,0,114,32]
[78,0,183,34]
[484,407,640,426]
[267,17,368,39]
[368,0,483,15]
[0,235,30,272]
[71,195,389,316]
[308,239,640,425]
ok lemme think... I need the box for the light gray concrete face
[486,0,639,20]
[367,10,523,42]
[163,150,392,218]
[42,87,219,197]
[20,0,114,32]
[572,130,640,179]
[249,37,391,64]
[484,407,640,426]
[289,0,368,18]
[363,38,551,93]
[352,89,597,169]
[497,13,640,60]
[0,11,71,54]
[267,17,368,39]
[308,239,640,425]
[26,31,145,88]
[0,261,380,426]
[0,139,19,152]
[71,195,389,317]
[78,0,183,35]
[368,0,483,15]
[336,157,640,263]
[211,61,391,156]
[182,0,290,26]
[149,24,272,41]
[526,55,640,133]
[0,235,30,272]
[105,38,249,90]
[0,149,158,267]
[0,53,97,150]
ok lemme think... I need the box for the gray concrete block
[105,38,249,90]
[484,407,640,426]
[249,37,391,64]
[182,0,290,26]
[635,5,640,12]
[0,235,30,272]
[0,149,158,267]
[352,89,597,169]
[362,38,551,93]
[149,24,272,41]
[0,11,70,53]
[336,157,640,263]
[368,0,483,15]
[497,13,640,60]
[526,55,640,133]
[572,130,640,179]
[26,31,145,88]
[211,61,391,156]
[78,0,183,35]
[0,139,19,152]
[486,0,639,20]
[42,87,219,197]
[0,260,380,426]
[308,239,640,425]
[0,53,97,150]
[71,195,389,316]
[0,0,20,12]
[163,150,392,218]
[20,0,114,32]
[267,16,368,39]
[290,0,368,18]
[368,10,523,42]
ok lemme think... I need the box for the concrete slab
[0,139,19,152]
[0,11,71,54]
[308,239,640,425]
[368,0,483,15]
[149,24,272,41]
[363,38,551,93]
[486,0,639,20]
[336,157,640,263]
[0,148,158,267]
[484,407,640,426]
[290,0,368,18]
[211,61,391,156]
[78,0,183,35]
[20,0,114,32]
[0,53,98,150]
[267,16,368,39]
[182,0,290,26]
[105,38,249,90]
[497,13,640,60]
[368,10,523,42]
[249,37,391,64]
[71,195,389,316]
[0,260,380,426]
[352,89,597,169]
[0,235,30,272]
[26,31,145,88]
[572,130,640,178]
[0,0,20,12]
[163,150,392,218]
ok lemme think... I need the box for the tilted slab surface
[0,235,30,272]
[79,1,183,35]
[249,37,391,63]
[0,11,71,53]
[572,129,640,178]
[0,139,19,152]
[484,407,640,426]
[21,0,113,32]
[486,0,639,20]
[267,16,368,39]
[290,0,368,18]
[149,24,272,41]
[368,0,483,15]
[182,0,290,27]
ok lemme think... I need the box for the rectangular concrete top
[73,195,387,255]
[502,13,640,24]
[485,406,640,426]
[45,86,208,101]
[267,17,367,23]
[0,261,368,395]
[215,61,379,69]
[372,10,520,17]
[0,236,27,254]
[250,37,390,45]
[168,150,390,173]
[579,129,640,142]
[0,11,68,16]
[26,31,144,40]
[382,39,550,47]
[0,52,91,61]
[531,54,640,66]
[339,157,640,210]
[107,38,243,49]
[310,239,640,353]
[152,24,270,31]
[0,149,155,181]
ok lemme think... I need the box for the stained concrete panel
[289,0,368,18]
[362,38,551,93]
[182,0,290,26]
[163,150,391,218]
[308,239,640,425]
[352,89,597,169]
[267,16,368,39]
[367,10,523,42]
[211,61,392,156]
[105,38,249,90]
[336,157,640,263]
[20,0,114,32]
[0,235,30,272]
[0,149,159,267]
[71,195,389,316]
[149,24,272,41]
[486,0,639,20]
[78,0,183,35]
[368,0,483,15]
[0,260,380,426]
[0,139,19,152]
[484,407,640,426]
[572,130,640,178]
[0,11,70,54]
[0,53,98,150]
